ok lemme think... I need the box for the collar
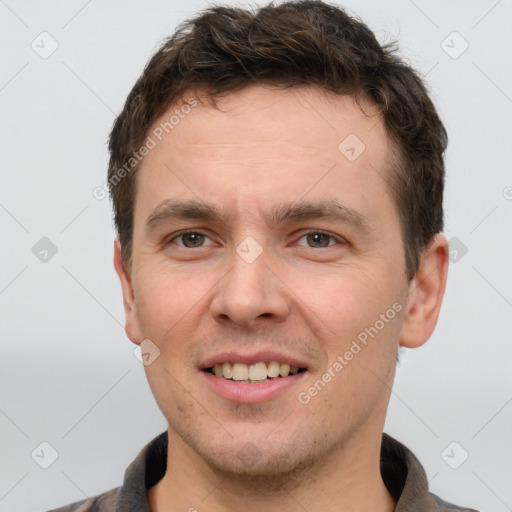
[116,431,477,511]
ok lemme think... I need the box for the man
[49,1,479,510]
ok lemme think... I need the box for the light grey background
[1,0,511,511]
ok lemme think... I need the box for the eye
[165,230,344,250]
[295,231,344,248]
[168,231,214,248]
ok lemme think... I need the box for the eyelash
[166,229,345,249]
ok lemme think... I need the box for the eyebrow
[144,198,373,234]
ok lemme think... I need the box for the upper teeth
[212,361,301,381]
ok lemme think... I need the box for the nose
[210,246,290,330]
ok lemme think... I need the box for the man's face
[118,85,412,475]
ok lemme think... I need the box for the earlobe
[113,238,142,345]
[399,234,449,349]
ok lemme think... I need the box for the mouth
[203,361,308,383]
[200,356,309,403]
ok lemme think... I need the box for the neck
[148,426,396,512]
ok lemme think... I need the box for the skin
[114,84,449,512]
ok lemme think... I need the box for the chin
[207,450,304,479]
[193,434,326,482]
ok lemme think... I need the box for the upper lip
[200,349,309,370]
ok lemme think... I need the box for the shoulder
[430,492,480,512]
[43,487,119,512]
[381,433,480,512]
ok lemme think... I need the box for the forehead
[155,85,387,151]
[134,84,394,226]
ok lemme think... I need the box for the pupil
[185,233,203,247]
[308,233,328,248]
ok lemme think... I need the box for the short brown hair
[108,0,447,280]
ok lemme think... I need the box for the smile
[202,362,308,403]
[204,361,307,382]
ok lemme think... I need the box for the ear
[113,238,142,346]
[399,234,449,349]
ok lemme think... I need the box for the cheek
[143,362,202,431]
[292,263,402,403]
[134,264,213,336]
[290,263,395,340]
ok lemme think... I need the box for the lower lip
[201,370,308,403]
